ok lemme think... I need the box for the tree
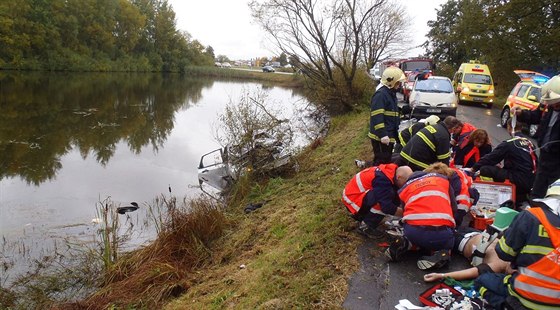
[278,52,288,66]
[250,0,410,111]
[425,0,560,88]
[216,55,230,63]
[360,1,411,70]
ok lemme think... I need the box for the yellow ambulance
[452,60,495,108]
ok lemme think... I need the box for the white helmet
[420,115,440,125]
[545,179,560,197]
[541,75,560,105]
[381,67,406,88]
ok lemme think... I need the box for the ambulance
[452,60,495,108]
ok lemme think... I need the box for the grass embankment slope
[165,110,373,309]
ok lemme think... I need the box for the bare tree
[360,1,411,70]
[250,0,411,110]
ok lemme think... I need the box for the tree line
[0,0,215,72]
[425,0,560,93]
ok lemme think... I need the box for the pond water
[0,71,321,284]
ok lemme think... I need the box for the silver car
[409,76,458,119]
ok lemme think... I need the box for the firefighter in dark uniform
[393,115,440,154]
[469,118,537,206]
[513,75,560,199]
[369,67,406,165]
[474,179,560,309]
[396,116,458,171]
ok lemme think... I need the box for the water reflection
[0,72,321,285]
[0,72,212,185]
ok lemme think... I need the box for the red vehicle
[399,57,434,76]
[399,58,434,100]
[402,72,420,103]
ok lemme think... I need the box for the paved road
[342,102,519,310]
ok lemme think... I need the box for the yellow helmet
[545,179,560,197]
[381,67,406,88]
[541,75,560,105]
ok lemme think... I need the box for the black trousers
[371,139,394,165]
[531,150,560,198]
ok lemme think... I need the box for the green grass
[164,109,372,309]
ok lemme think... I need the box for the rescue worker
[396,115,458,171]
[385,163,461,270]
[342,164,413,239]
[450,119,477,152]
[474,179,560,309]
[513,75,560,199]
[468,118,538,207]
[450,129,492,168]
[369,67,406,165]
[393,115,440,154]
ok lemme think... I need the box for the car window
[516,84,529,97]
[408,74,416,82]
[463,73,492,85]
[414,79,453,93]
[509,84,519,96]
[528,86,541,101]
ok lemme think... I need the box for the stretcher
[469,179,516,230]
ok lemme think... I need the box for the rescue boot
[384,236,409,262]
[356,222,385,239]
[417,249,451,270]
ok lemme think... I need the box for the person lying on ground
[423,230,511,282]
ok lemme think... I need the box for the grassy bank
[71,108,374,309]
[185,66,304,88]
[169,111,372,309]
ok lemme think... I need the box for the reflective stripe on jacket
[452,168,473,212]
[369,86,399,142]
[342,164,398,215]
[510,207,560,308]
[399,172,456,227]
[400,123,451,169]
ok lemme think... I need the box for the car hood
[411,92,457,106]
[462,82,493,91]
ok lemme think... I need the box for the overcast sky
[168,0,447,60]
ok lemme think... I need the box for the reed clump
[62,196,227,310]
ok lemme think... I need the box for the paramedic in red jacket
[342,164,413,238]
[385,163,462,270]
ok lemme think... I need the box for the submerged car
[198,133,293,195]
[409,76,458,119]
[500,70,550,137]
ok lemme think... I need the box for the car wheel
[500,107,510,128]
[529,124,538,137]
